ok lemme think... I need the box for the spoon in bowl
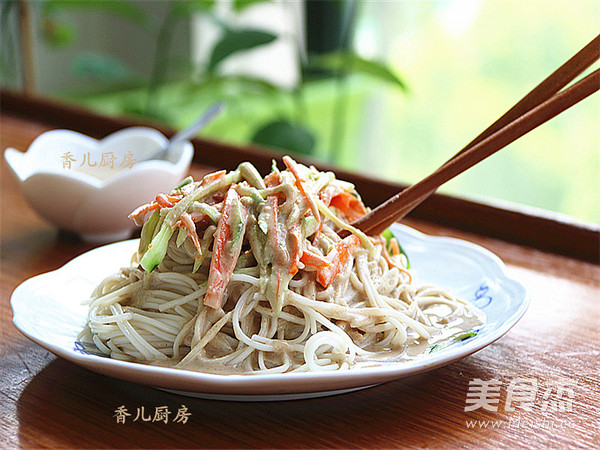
[148,102,225,161]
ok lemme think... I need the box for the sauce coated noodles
[80,157,483,374]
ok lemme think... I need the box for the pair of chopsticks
[352,34,600,236]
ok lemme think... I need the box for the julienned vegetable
[84,157,484,375]
[428,330,479,353]
[140,224,174,273]
[132,158,409,313]
[204,187,249,308]
[138,169,241,272]
[381,228,410,268]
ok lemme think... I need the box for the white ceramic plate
[11,224,528,401]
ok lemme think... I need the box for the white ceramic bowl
[4,127,193,243]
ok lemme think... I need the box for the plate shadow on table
[2,229,98,281]
[16,356,500,448]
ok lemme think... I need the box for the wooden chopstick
[389,34,600,221]
[352,35,600,236]
[353,68,600,236]
[459,34,600,153]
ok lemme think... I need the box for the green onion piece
[381,228,410,268]
[175,176,193,191]
[302,215,319,238]
[140,225,174,272]
[271,159,280,173]
[454,331,478,341]
[428,330,479,353]
[239,162,266,190]
[137,209,160,260]
[381,228,394,244]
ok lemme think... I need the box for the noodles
[80,157,484,374]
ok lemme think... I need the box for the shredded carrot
[288,223,303,275]
[174,212,202,257]
[378,235,411,282]
[200,169,226,186]
[389,237,401,256]
[128,201,159,223]
[129,189,185,223]
[321,185,367,222]
[204,187,248,309]
[300,250,330,269]
[283,156,322,241]
[316,235,361,288]
[156,194,173,208]
[165,194,182,203]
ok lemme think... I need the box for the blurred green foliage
[28,0,406,157]
[7,1,597,223]
[352,1,599,223]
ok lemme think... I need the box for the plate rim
[10,224,529,397]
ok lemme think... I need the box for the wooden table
[1,98,598,448]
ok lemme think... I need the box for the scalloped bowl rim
[4,127,193,188]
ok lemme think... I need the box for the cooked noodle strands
[92,334,111,355]
[158,285,207,311]
[232,292,273,352]
[83,160,483,375]
[172,317,195,357]
[177,311,233,366]
[355,251,387,309]
[88,281,141,308]
[174,305,194,319]
[230,273,260,285]
[304,331,354,371]
[109,304,166,360]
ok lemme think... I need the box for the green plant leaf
[42,18,75,47]
[233,0,270,12]
[42,0,149,25]
[203,74,283,94]
[252,120,315,155]
[208,29,277,72]
[71,53,132,82]
[312,51,408,91]
[172,0,216,17]
[123,104,173,123]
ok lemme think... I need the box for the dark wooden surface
[1,109,599,449]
